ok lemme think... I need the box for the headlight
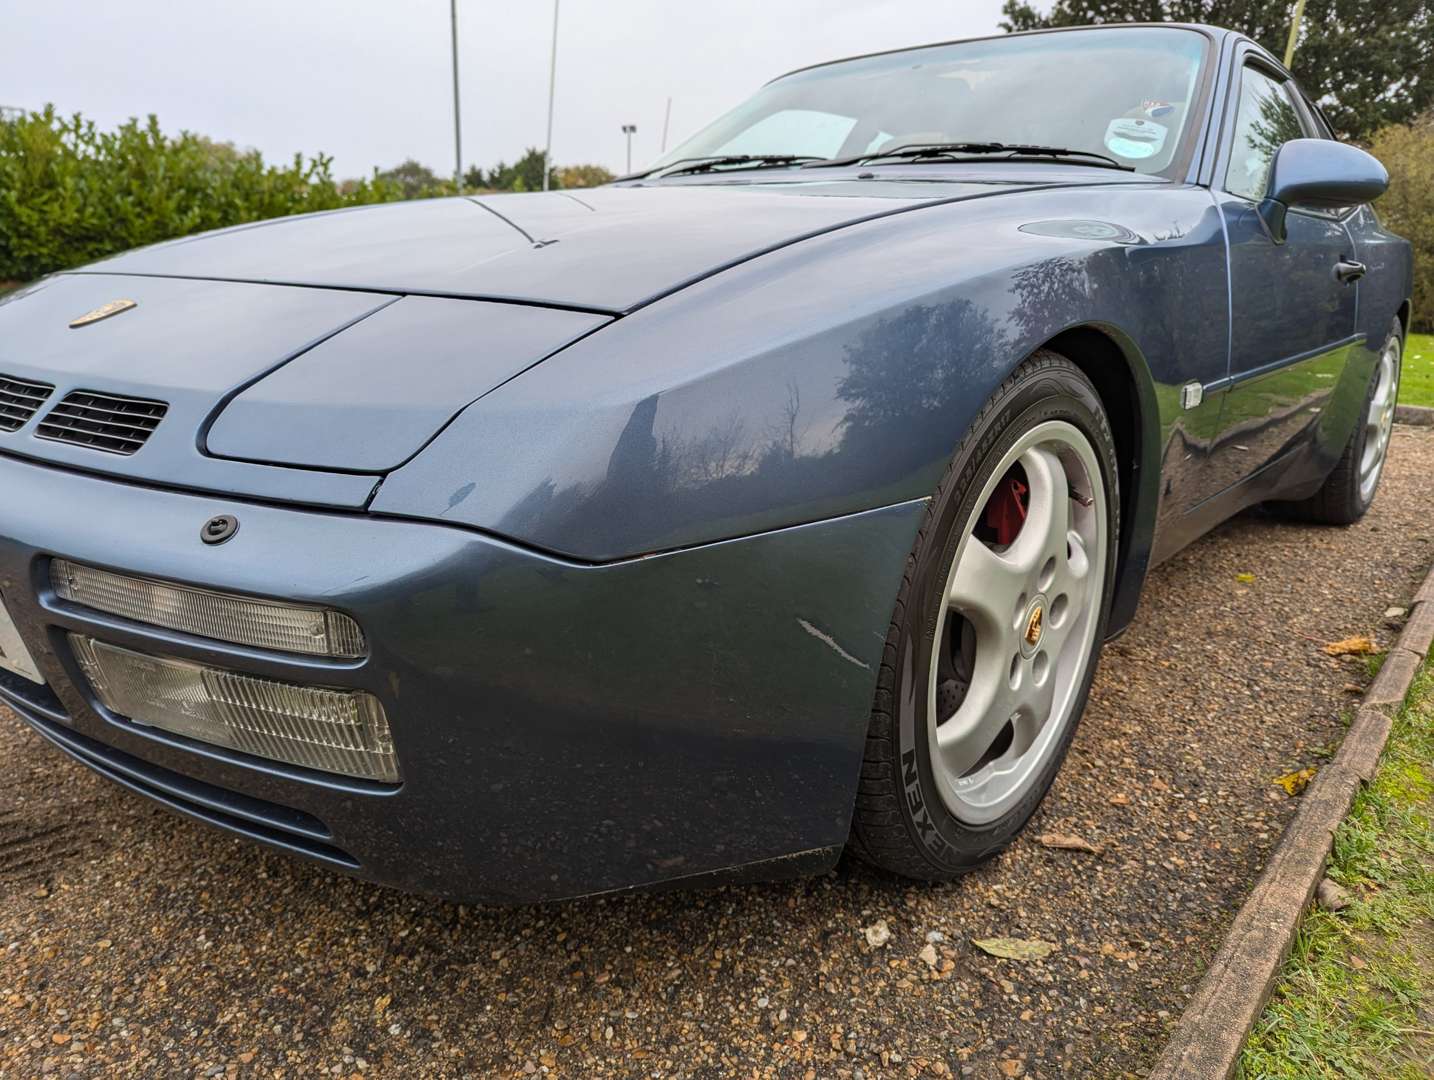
[70,635,399,782]
[52,560,366,659]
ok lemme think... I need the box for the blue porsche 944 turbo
[0,23,1410,902]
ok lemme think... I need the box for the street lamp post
[1283,0,1307,67]
[543,0,560,191]
[621,124,637,174]
[450,0,462,188]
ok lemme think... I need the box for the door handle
[1334,259,1367,284]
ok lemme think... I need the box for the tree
[460,163,489,191]
[467,153,615,192]
[471,148,554,192]
[375,158,446,199]
[555,163,616,189]
[0,106,403,281]
[1370,116,1434,331]
[998,1,1434,140]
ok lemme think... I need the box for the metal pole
[543,0,560,191]
[621,125,636,173]
[450,0,462,188]
[1283,0,1307,68]
[661,97,672,153]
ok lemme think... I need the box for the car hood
[86,179,1034,313]
[0,274,604,497]
[6,172,1131,499]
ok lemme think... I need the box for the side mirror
[1258,138,1388,243]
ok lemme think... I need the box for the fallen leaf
[1316,878,1351,912]
[972,937,1058,961]
[1275,766,1318,796]
[1323,635,1377,656]
[1235,572,1255,584]
[1037,832,1102,855]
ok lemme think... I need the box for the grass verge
[1400,332,1434,408]
[1238,663,1434,1079]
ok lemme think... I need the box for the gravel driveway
[3,426,1431,1080]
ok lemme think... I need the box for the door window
[1224,65,1306,201]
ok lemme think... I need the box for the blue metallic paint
[0,275,387,507]
[1261,138,1390,223]
[89,183,1030,313]
[0,453,923,901]
[205,296,609,472]
[373,181,1223,569]
[0,23,1414,902]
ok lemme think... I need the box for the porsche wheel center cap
[1021,597,1046,657]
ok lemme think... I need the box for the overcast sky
[1,1,1008,179]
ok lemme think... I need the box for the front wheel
[849,352,1119,880]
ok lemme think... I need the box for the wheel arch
[1024,323,1162,637]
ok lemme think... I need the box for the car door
[1204,55,1359,496]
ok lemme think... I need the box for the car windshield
[650,27,1209,177]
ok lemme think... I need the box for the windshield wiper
[809,142,1133,172]
[642,154,828,179]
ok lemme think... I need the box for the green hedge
[1370,121,1434,333]
[0,107,404,282]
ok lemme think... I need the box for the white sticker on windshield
[1104,117,1168,160]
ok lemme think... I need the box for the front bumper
[0,453,923,903]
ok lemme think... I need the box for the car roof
[769,23,1256,85]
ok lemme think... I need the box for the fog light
[70,635,398,782]
[52,560,365,658]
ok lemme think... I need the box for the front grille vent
[0,373,55,432]
[36,390,168,455]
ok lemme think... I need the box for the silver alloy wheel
[928,420,1108,825]
[1358,335,1401,504]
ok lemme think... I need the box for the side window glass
[1224,66,1305,201]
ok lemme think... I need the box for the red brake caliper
[984,475,1029,546]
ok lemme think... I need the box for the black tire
[848,351,1120,880]
[1276,318,1403,525]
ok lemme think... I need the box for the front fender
[372,183,1226,563]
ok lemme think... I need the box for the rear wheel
[1277,318,1402,525]
[849,352,1119,879]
